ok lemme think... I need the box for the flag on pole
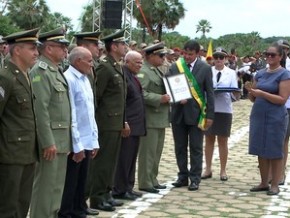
[206,39,213,60]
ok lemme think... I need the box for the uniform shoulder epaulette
[38,61,48,70]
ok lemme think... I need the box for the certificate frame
[163,74,192,103]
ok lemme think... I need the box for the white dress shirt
[212,66,238,113]
[64,66,99,153]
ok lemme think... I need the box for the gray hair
[124,50,142,63]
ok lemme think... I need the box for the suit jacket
[137,61,169,129]
[30,55,72,154]
[123,66,146,136]
[95,54,126,131]
[167,58,214,125]
[0,61,38,164]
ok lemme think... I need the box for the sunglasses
[158,53,165,58]
[264,52,278,58]
[213,55,225,60]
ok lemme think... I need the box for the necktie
[217,72,221,83]
[187,64,191,71]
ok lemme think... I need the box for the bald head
[68,46,93,75]
[68,47,90,64]
[124,51,143,74]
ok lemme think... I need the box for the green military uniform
[137,43,170,190]
[29,27,72,218]
[0,29,40,218]
[88,30,127,209]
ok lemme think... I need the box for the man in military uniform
[88,29,128,212]
[0,36,7,68]
[137,42,171,193]
[29,27,72,218]
[0,28,40,218]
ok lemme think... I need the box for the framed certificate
[163,74,192,103]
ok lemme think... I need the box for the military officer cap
[213,47,228,56]
[74,31,102,44]
[277,39,290,49]
[142,42,167,55]
[129,40,137,47]
[139,42,147,49]
[39,26,69,45]
[101,29,126,44]
[3,28,41,45]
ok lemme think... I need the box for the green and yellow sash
[176,57,207,130]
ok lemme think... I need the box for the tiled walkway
[95,100,290,218]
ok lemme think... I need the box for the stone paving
[93,100,290,218]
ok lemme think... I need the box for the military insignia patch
[38,61,48,70]
[137,74,144,78]
[0,86,5,99]
[32,75,41,82]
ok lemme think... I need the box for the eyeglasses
[265,52,278,58]
[213,55,225,60]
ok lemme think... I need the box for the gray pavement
[94,100,290,218]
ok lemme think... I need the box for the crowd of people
[0,25,290,218]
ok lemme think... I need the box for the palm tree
[134,0,185,41]
[196,19,212,38]
[7,0,50,29]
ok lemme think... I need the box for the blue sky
[47,0,290,39]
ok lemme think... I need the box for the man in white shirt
[58,47,99,217]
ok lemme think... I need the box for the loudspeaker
[102,0,123,29]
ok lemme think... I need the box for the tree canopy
[0,0,73,36]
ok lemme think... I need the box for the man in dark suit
[88,30,128,212]
[168,40,215,191]
[113,50,146,200]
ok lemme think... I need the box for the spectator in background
[239,55,254,99]
[0,36,7,68]
[254,51,266,70]
[129,40,138,51]
[173,47,182,60]
[199,45,207,62]
[247,44,290,196]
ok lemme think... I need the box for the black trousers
[172,123,204,183]
[58,150,90,218]
[0,163,35,218]
[113,136,140,195]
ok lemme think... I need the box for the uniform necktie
[217,71,221,82]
